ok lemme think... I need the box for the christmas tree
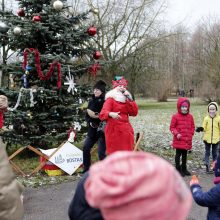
[0,0,101,148]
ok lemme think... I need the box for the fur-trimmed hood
[105,88,132,103]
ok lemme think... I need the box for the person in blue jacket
[68,172,103,220]
[190,155,220,220]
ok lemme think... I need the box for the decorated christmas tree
[0,0,101,148]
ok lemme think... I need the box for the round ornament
[92,8,99,15]
[26,65,32,71]
[0,21,9,33]
[13,26,22,35]
[32,15,41,22]
[87,26,97,36]
[53,0,63,11]
[93,51,101,59]
[17,8,25,17]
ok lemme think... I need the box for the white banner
[39,142,83,175]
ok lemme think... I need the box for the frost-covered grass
[18,98,209,187]
[131,98,208,169]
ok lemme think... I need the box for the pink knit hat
[111,77,128,88]
[85,151,192,220]
[181,101,189,108]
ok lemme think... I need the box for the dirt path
[23,173,214,220]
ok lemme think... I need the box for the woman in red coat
[99,77,138,154]
[170,97,195,177]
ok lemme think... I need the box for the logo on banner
[49,142,83,175]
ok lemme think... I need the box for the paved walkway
[23,173,214,220]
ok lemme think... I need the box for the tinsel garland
[8,87,37,111]
[22,48,62,89]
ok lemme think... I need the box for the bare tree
[69,0,167,82]
[188,19,220,101]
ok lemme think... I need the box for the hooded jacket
[170,97,195,150]
[202,102,220,144]
[0,139,24,220]
[99,88,138,154]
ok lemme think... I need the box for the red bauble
[88,62,101,77]
[17,8,25,17]
[87,26,97,36]
[32,15,41,22]
[93,51,101,59]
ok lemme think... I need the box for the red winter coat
[99,97,138,154]
[170,97,195,150]
[0,111,4,128]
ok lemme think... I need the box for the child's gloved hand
[190,175,199,186]
[211,161,216,171]
[177,134,181,140]
[196,127,204,132]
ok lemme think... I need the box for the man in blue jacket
[190,155,220,220]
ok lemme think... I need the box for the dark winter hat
[94,80,106,93]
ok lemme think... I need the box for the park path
[23,173,214,220]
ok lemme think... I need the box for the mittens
[190,175,199,186]
[196,127,204,132]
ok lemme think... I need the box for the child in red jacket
[0,95,8,128]
[170,97,195,176]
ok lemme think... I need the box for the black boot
[206,164,209,173]
[181,150,191,176]
[176,165,185,177]
[182,166,191,176]
[206,164,214,174]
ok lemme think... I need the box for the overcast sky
[4,0,220,31]
[165,0,220,29]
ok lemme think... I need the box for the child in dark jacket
[190,155,220,220]
[170,97,195,176]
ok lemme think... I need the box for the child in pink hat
[69,151,192,220]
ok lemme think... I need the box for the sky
[3,0,220,31]
[165,0,220,29]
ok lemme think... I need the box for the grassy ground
[14,97,209,187]
[132,98,207,169]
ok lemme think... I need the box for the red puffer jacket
[0,112,4,128]
[170,97,195,150]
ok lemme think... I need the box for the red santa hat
[112,76,128,88]
[85,151,192,220]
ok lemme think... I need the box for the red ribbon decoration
[88,62,101,77]
[22,48,62,89]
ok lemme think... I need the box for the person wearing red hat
[99,76,138,154]
[68,151,192,220]
[170,97,195,176]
